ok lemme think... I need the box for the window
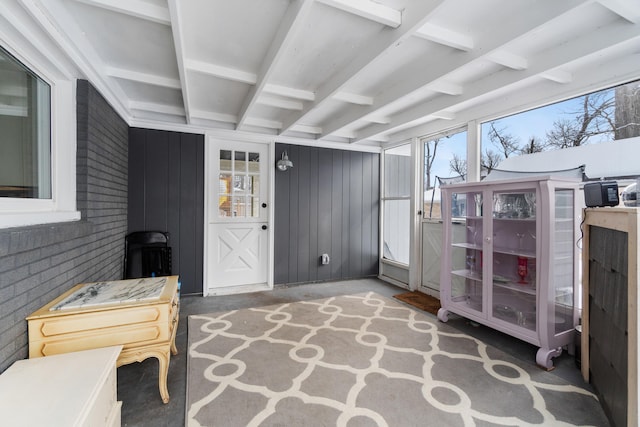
[480,79,640,178]
[382,143,411,265]
[422,128,467,219]
[0,40,78,229]
[0,45,51,199]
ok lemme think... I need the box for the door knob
[261,225,267,230]
[262,203,267,208]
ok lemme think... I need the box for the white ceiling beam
[186,59,257,85]
[236,0,315,131]
[74,0,171,25]
[244,117,282,129]
[280,0,447,135]
[190,109,237,124]
[597,0,640,24]
[365,115,391,124]
[316,0,401,28]
[167,0,191,123]
[427,81,463,95]
[541,69,573,84]
[104,66,181,89]
[354,19,640,143]
[332,130,356,139]
[431,111,455,120]
[263,84,315,101]
[487,50,529,70]
[130,101,184,116]
[368,134,390,143]
[414,23,474,51]
[320,0,590,141]
[257,95,303,110]
[290,124,322,134]
[333,91,374,105]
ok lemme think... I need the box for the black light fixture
[276,151,293,171]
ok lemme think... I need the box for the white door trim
[202,135,274,296]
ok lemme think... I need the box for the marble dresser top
[50,277,168,311]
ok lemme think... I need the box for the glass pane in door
[383,199,410,264]
[218,173,232,217]
[248,152,260,173]
[491,190,537,331]
[449,191,483,313]
[220,150,232,171]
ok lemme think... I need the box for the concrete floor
[116,278,590,426]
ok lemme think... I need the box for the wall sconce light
[276,151,294,171]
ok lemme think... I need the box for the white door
[205,139,270,293]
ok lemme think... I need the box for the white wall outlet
[321,253,330,265]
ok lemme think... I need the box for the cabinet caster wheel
[536,347,562,370]
[437,308,449,322]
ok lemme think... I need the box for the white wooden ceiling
[4,0,640,147]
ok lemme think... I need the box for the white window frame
[0,39,80,229]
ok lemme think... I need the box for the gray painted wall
[274,144,380,284]
[128,128,204,295]
[0,79,128,372]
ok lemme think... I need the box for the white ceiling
[3,0,640,147]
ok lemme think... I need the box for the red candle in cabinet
[517,256,528,284]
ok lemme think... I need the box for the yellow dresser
[27,276,180,403]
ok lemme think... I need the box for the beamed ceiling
[2,0,640,147]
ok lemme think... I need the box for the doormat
[393,290,441,316]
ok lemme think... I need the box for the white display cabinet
[437,176,580,369]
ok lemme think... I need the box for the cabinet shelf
[493,280,536,296]
[493,246,536,258]
[452,242,483,251]
[492,216,536,222]
[451,269,483,282]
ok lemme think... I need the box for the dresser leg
[156,349,171,404]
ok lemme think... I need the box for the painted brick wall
[0,80,128,372]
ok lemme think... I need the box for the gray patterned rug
[186,292,608,426]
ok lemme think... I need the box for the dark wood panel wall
[128,128,204,295]
[274,143,380,284]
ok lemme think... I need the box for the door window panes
[218,149,261,218]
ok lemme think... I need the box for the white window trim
[0,41,80,229]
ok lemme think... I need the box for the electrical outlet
[321,253,330,265]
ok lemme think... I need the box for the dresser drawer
[31,306,165,338]
[83,359,119,426]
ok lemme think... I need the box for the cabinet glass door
[448,191,483,314]
[553,189,574,334]
[491,190,537,331]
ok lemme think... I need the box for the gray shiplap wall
[274,144,380,284]
[0,80,128,372]
[128,128,204,295]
